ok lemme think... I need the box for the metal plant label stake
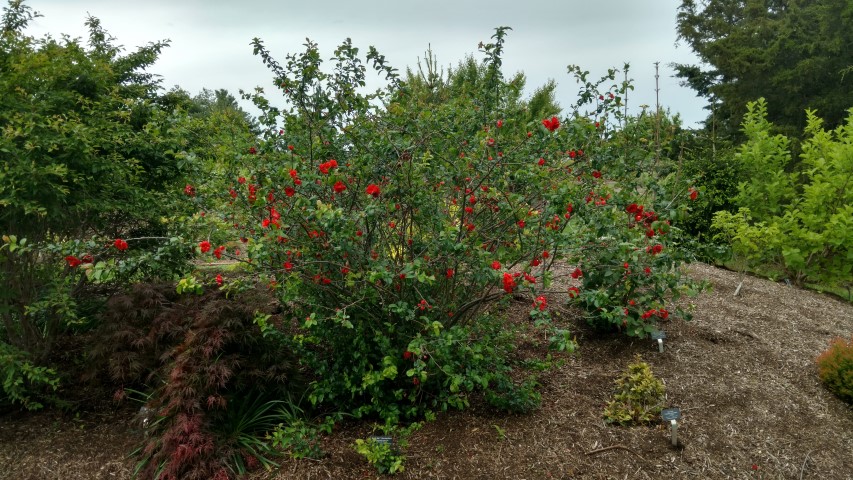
[661,407,681,446]
[651,330,666,353]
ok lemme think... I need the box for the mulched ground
[1,263,851,480]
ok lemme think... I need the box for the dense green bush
[816,336,853,404]
[0,1,195,373]
[712,100,853,288]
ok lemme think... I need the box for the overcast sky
[23,0,708,127]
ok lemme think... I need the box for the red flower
[571,267,583,279]
[341,266,350,275]
[689,189,699,201]
[403,351,413,360]
[647,244,663,255]
[533,295,547,311]
[81,254,93,263]
[468,195,477,205]
[248,146,257,154]
[113,239,128,251]
[199,240,211,253]
[496,119,503,128]
[356,230,363,237]
[592,170,602,179]
[285,187,296,197]
[491,260,502,270]
[446,269,454,278]
[366,184,381,197]
[283,261,293,271]
[568,286,580,298]
[658,309,670,319]
[318,159,338,174]
[412,377,420,386]
[542,116,560,132]
[229,188,237,199]
[65,256,82,268]
[517,220,525,228]
[569,150,576,159]
[502,272,516,293]
[215,274,223,286]
[333,181,347,193]
[213,246,225,259]
[538,158,546,166]
[184,184,195,196]
[238,176,246,184]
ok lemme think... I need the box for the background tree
[674,0,853,138]
[0,0,192,366]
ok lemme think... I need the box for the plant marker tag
[661,407,681,446]
[370,436,393,446]
[651,330,666,353]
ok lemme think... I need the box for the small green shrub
[816,336,853,404]
[0,341,59,410]
[484,375,541,414]
[353,422,422,475]
[603,356,665,425]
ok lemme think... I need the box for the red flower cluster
[533,295,547,311]
[571,267,583,279]
[318,159,338,174]
[641,308,670,320]
[184,184,195,196]
[289,169,302,186]
[113,239,128,251]
[213,245,225,259]
[568,286,580,298]
[502,272,516,293]
[542,116,560,132]
[248,146,258,154]
[366,184,381,197]
[216,273,223,286]
[333,181,347,193]
[65,255,82,267]
[592,170,602,179]
[491,260,502,270]
[647,244,664,255]
[199,240,211,253]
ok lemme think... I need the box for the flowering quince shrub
[186,29,701,424]
[555,64,704,336]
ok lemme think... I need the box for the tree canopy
[675,0,853,138]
